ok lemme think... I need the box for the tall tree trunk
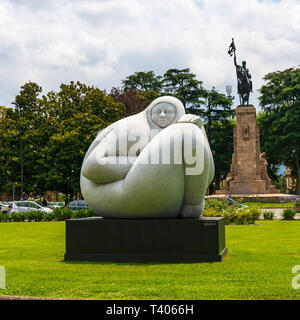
[209,183,214,195]
[296,157,300,195]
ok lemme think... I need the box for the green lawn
[0,221,300,300]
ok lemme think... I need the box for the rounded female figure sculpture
[80,96,214,219]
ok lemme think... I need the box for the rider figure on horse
[228,39,253,105]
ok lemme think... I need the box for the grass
[243,202,295,208]
[0,221,300,300]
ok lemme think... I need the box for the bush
[263,211,274,220]
[72,208,95,219]
[203,204,262,225]
[0,207,96,223]
[295,200,300,213]
[0,213,11,222]
[282,209,296,220]
[53,208,73,221]
[24,210,45,222]
[205,199,228,211]
[43,212,55,221]
[10,212,26,222]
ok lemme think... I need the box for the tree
[44,81,125,202]
[258,67,300,194]
[0,106,7,193]
[0,82,47,198]
[162,68,206,109]
[109,87,160,116]
[121,68,207,110]
[189,88,234,194]
[122,71,162,92]
[0,81,125,202]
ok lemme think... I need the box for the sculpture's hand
[178,114,203,128]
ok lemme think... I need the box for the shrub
[72,208,95,219]
[43,211,55,221]
[203,205,262,225]
[0,213,11,222]
[263,211,274,220]
[53,208,73,221]
[295,200,300,213]
[24,210,45,222]
[0,207,96,223]
[205,199,228,211]
[282,209,296,220]
[10,212,26,222]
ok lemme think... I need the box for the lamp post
[226,85,233,99]
[11,101,24,200]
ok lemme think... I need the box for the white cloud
[0,0,300,108]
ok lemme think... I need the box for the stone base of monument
[64,217,227,263]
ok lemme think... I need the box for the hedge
[0,201,262,224]
[203,199,261,224]
[0,208,95,222]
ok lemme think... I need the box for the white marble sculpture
[80,96,214,219]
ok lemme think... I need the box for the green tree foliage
[0,106,7,193]
[0,81,125,201]
[162,68,206,109]
[189,87,234,140]
[122,71,162,92]
[0,82,44,197]
[43,81,125,201]
[258,67,300,194]
[121,68,206,109]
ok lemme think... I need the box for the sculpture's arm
[82,153,137,184]
[177,114,211,151]
[82,130,137,184]
[234,56,237,67]
[177,114,203,128]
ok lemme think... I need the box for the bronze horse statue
[235,60,252,105]
[228,39,253,105]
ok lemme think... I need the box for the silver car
[9,201,53,214]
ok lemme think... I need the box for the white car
[8,201,53,214]
[0,202,9,213]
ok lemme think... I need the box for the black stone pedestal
[64,217,227,263]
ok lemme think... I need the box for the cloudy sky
[0,0,300,108]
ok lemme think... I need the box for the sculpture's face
[151,103,177,128]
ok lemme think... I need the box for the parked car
[65,200,88,210]
[226,197,248,208]
[0,202,9,213]
[205,196,248,208]
[7,201,53,214]
[48,201,65,209]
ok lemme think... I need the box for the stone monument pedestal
[64,217,227,263]
[217,105,280,195]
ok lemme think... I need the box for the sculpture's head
[145,96,186,129]
[242,61,246,67]
[150,103,177,128]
